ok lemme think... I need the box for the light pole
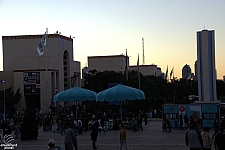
[1,80,6,120]
[54,88,58,108]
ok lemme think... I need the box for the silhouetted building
[182,64,191,79]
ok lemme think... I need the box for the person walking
[64,124,78,150]
[213,119,219,138]
[184,114,189,128]
[179,113,183,130]
[90,118,99,150]
[119,124,128,150]
[144,113,148,125]
[185,124,203,150]
[214,127,225,150]
[98,118,105,133]
[154,109,157,118]
[100,117,105,133]
[60,118,65,135]
[201,127,213,150]
[137,115,143,130]
[131,116,137,132]
[166,117,171,132]
[162,117,167,132]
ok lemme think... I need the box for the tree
[216,80,225,100]
[83,70,123,93]
[82,69,225,113]
[0,87,22,113]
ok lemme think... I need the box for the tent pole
[120,103,122,120]
[76,101,78,119]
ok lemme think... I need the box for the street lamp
[0,80,6,120]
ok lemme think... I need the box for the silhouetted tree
[0,87,22,113]
[82,69,225,112]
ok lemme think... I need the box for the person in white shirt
[98,118,105,133]
[74,120,78,129]
[78,120,82,127]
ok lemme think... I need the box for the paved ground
[1,119,216,150]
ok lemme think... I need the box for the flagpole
[172,67,174,84]
[165,65,168,82]
[173,67,175,102]
[125,49,128,81]
[45,28,48,113]
[138,54,140,89]
[138,71,140,89]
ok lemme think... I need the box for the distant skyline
[0,0,224,79]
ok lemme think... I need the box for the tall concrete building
[197,29,217,102]
[1,34,80,113]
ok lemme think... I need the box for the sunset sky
[0,0,224,79]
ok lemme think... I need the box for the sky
[0,0,225,79]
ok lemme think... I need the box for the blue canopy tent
[53,86,97,118]
[96,84,145,119]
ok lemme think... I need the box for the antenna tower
[142,38,145,65]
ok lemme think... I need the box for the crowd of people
[2,106,225,150]
[160,112,225,150]
[185,116,225,150]
[0,114,24,139]
[47,109,146,150]
[162,114,203,133]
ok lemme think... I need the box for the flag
[125,49,128,81]
[137,54,139,72]
[37,32,47,56]
[165,65,168,79]
[170,67,173,79]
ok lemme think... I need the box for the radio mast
[142,38,145,65]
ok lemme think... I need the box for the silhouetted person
[91,118,99,150]
[179,113,183,130]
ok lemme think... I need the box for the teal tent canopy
[96,84,145,119]
[53,86,97,102]
[97,84,145,102]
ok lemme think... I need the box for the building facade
[197,29,217,101]
[87,55,161,77]
[194,60,198,81]
[129,65,158,76]
[156,67,162,77]
[1,34,80,113]
[87,55,129,73]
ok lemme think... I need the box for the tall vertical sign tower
[197,29,217,102]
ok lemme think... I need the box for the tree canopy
[0,87,22,113]
[82,70,225,113]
